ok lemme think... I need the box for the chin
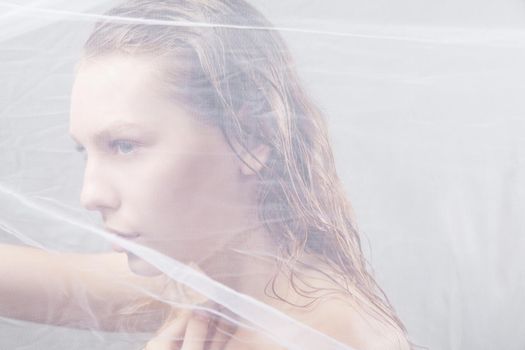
[126,253,163,277]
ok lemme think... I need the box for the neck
[197,224,281,303]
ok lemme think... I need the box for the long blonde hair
[84,0,415,347]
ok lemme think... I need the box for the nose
[80,158,120,213]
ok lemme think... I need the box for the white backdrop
[0,1,524,349]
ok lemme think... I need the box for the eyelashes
[75,144,87,161]
[110,139,139,155]
[74,139,141,158]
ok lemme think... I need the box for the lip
[106,228,140,253]
[106,227,140,239]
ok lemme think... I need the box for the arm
[0,243,170,332]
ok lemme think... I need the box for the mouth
[106,228,140,252]
[106,227,140,239]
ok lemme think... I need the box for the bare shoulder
[223,294,409,350]
[224,266,410,350]
[303,295,411,350]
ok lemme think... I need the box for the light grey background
[0,1,524,349]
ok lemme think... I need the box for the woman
[3,0,416,349]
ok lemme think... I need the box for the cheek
[130,147,241,238]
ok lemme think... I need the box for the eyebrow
[69,122,147,149]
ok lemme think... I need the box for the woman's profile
[0,0,416,349]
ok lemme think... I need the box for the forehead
[70,55,156,119]
[69,55,180,138]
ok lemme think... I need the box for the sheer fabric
[0,1,524,349]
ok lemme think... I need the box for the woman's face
[69,55,253,276]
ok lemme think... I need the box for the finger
[206,323,236,350]
[208,316,237,350]
[180,312,212,350]
[145,309,192,350]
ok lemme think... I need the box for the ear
[238,142,271,176]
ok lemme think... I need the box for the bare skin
[0,243,170,332]
[0,243,409,350]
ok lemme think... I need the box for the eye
[110,140,138,155]
[74,144,87,160]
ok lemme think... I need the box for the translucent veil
[1,1,524,349]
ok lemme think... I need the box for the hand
[144,305,236,350]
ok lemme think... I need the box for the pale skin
[0,55,409,350]
[0,243,407,349]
